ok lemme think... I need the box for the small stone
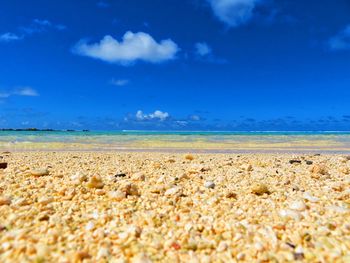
[251,183,269,195]
[115,173,127,178]
[289,200,306,211]
[185,154,194,161]
[200,167,211,172]
[121,183,139,196]
[254,242,264,251]
[294,246,305,260]
[294,252,305,260]
[0,197,11,206]
[284,179,291,185]
[164,186,182,196]
[292,185,300,191]
[128,225,142,238]
[279,209,301,221]
[240,164,253,171]
[289,160,302,164]
[305,160,313,165]
[204,180,215,189]
[331,182,344,192]
[226,192,237,199]
[71,172,87,185]
[217,241,228,252]
[108,190,126,201]
[310,164,328,175]
[38,214,50,221]
[38,196,54,205]
[97,247,109,259]
[95,189,105,195]
[303,192,319,203]
[85,221,95,231]
[153,162,161,169]
[74,251,91,261]
[0,162,8,169]
[86,175,104,189]
[31,168,50,177]
[150,184,166,194]
[131,172,145,181]
[236,252,245,260]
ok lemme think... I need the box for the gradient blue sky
[1,0,350,130]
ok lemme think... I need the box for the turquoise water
[1,130,350,152]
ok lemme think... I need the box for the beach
[1,151,350,262]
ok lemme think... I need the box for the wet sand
[1,151,350,262]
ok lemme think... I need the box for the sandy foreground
[0,151,350,262]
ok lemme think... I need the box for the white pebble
[164,186,182,196]
[85,221,95,231]
[204,180,215,189]
[279,209,301,220]
[289,200,306,211]
[303,192,319,203]
[38,197,54,205]
[108,190,126,201]
[97,247,109,259]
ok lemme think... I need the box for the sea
[1,130,350,153]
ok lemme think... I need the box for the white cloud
[0,32,22,42]
[110,79,129,86]
[329,25,350,51]
[189,114,201,121]
[97,1,110,8]
[208,0,259,27]
[33,19,52,27]
[0,87,39,98]
[14,87,39,96]
[0,92,10,98]
[73,31,179,65]
[195,42,212,56]
[0,19,65,43]
[136,110,169,121]
[20,19,66,34]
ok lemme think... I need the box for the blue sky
[0,0,350,130]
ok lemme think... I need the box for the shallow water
[1,130,350,153]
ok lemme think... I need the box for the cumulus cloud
[110,79,129,86]
[73,31,179,65]
[0,87,39,98]
[135,110,170,121]
[329,25,350,51]
[207,0,260,27]
[195,42,212,56]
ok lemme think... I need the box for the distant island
[0,128,90,132]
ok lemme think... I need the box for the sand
[0,151,350,262]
